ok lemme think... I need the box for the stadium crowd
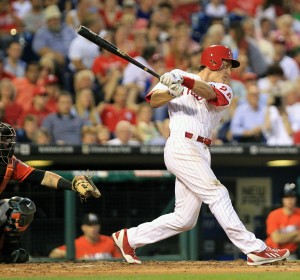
[1,0,300,146]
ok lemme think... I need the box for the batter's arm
[191,80,217,100]
[148,89,174,108]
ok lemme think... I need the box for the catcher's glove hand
[72,175,101,201]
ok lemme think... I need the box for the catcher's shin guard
[0,197,36,263]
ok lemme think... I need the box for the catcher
[0,122,100,263]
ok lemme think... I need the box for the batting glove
[160,72,183,86]
[169,84,184,98]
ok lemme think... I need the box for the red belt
[185,132,212,147]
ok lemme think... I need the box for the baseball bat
[77,25,161,79]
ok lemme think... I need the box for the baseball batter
[0,122,100,263]
[112,45,290,266]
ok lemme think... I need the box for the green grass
[2,273,300,280]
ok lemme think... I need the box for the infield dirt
[1,260,299,277]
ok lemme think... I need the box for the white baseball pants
[127,137,266,254]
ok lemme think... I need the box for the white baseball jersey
[150,69,233,140]
[127,69,266,256]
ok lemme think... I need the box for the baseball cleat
[247,246,290,266]
[112,229,141,264]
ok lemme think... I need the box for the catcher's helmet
[282,183,297,198]
[200,45,240,71]
[0,122,16,164]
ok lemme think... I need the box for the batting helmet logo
[201,45,240,71]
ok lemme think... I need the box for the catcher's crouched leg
[0,196,36,263]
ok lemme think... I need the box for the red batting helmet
[200,45,240,71]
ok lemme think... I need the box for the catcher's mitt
[72,175,101,201]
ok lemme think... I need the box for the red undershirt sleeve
[207,87,229,106]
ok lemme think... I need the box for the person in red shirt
[18,86,52,127]
[266,183,300,260]
[44,74,60,113]
[98,0,123,29]
[99,85,137,135]
[225,0,263,18]
[13,61,40,112]
[92,30,128,103]
[49,213,121,260]
[0,78,23,128]
[0,122,100,263]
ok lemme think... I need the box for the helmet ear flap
[207,57,223,71]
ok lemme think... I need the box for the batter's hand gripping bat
[77,25,161,79]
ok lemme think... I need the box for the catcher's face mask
[0,122,16,164]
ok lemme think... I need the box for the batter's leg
[166,148,266,254]
[127,177,202,248]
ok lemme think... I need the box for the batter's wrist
[182,76,195,89]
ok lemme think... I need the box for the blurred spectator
[16,114,39,143]
[13,61,40,111]
[18,86,52,127]
[99,0,123,29]
[68,13,102,72]
[149,2,175,34]
[113,22,136,56]
[266,183,300,260]
[12,0,32,19]
[283,81,300,134]
[122,0,137,17]
[37,54,57,86]
[99,85,137,135]
[81,125,98,144]
[0,78,23,127]
[230,54,250,82]
[44,0,60,7]
[255,0,287,23]
[121,45,160,106]
[107,120,139,146]
[49,213,121,260]
[73,69,96,96]
[136,0,154,21]
[96,124,111,144]
[32,4,76,66]
[257,64,285,97]
[0,0,23,50]
[204,23,226,48]
[271,14,300,53]
[205,0,228,19]
[32,127,51,145]
[92,30,127,103]
[22,0,45,34]
[227,20,268,77]
[44,74,60,113]
[272,35,300,80]
[155,117,170,141]
[163,21,196,71]
[65,0,100,31]
[170,0,201,24]
[255,17,275,65]
[263,95,293,145]
[225,0,263,19]
[42,91,86,145]
[241,72,268,106]
[187,48,203,74]
[136,102,166,145]
[0,55,15,81]
[230,85,267,143]
[3,41,26,77]
[71,88,100,126]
